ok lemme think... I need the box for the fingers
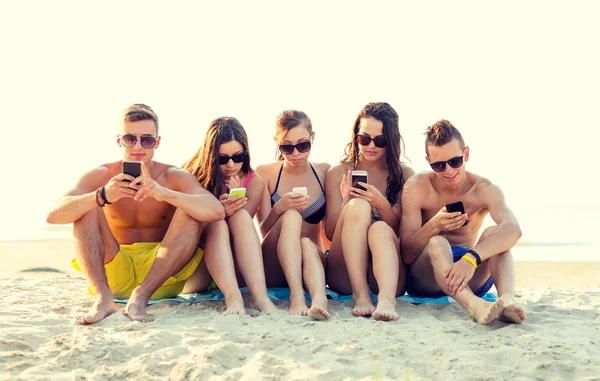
[219,194,229,201]
[458,278,469,292]
[140,162,150,177]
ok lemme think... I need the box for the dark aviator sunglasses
[429,156,464,172]
[120,134,157,149]
[279,140,312,155]
[218,152,247,165]
[356,134,387,148]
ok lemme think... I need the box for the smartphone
[351,170,368,191]
[292,187,308,196]
[446,200,468,226]
[122,161,141,182]
[229,187,247,198]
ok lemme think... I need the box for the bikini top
[242,171,254,188]
[270,163,326,225]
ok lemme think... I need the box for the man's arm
[46,167,113,225]
[399,177,431,264]
[471,184,522,261]
[162,168,225,222]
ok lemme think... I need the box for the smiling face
[357,117,386,162]
[218,140,246,178]
[426,138,469,184]
[278,126,313,166]
[117,119,160,165]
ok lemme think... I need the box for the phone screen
[446,201,468,226]
[122,161,141,181]
[352,171,368,191]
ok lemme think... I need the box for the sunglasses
[356,134,387,148]
[218,152,247,165]
[279,140,312,155]
[429,155,464,172]
[120,134,157,149]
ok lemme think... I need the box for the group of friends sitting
[46,102,527,326]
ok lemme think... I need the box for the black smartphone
[351,170,368,191]
[446,200,468,226]
[122,161,141,182]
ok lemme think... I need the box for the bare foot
[224,297,246,315]
[288,294,308,316]
[352,295,376,317]
[76,296,119,325]
[122,289,153,323]
[307,296,330,320]
[250,296,280,314]
[372,297,399,321]
[468,298,504,325]
[498,294,527,324]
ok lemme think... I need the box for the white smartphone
[351,170,368,191]
[292,187,308,196]
[229,187,247,198]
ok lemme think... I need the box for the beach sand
[1,239,600,380]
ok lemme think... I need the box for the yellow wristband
[462,255,478,268]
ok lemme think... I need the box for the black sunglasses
[356,134,387,148]
[429,156,464,172]
[279,140,312,155]
[218,152,247,165]
[120,134,157,149]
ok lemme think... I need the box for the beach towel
[114,287,497,305]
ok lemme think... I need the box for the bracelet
[100,186,112,205]
[462,255,478,269]
[466,249,482,266]
[95,188,105,207]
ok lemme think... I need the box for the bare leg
[228,209,278,313]
[72,208,120,324]
[277,211,308,315]
[338,199,375,316]
[413,236,504,325]
[368,222,401,322]
[201,220,245,315]
[122,210,204,321]
[301,238,330,320]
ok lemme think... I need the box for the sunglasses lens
[218,156,229,165]
[296,141,311,153]
[279,145,294,155]
[430,162,446,172]
[373,136,387,148]
[232,153,246,163]
[121,134,137,147]
[448,156,464,168]
[140,136,157,149]
[356,135,372,146]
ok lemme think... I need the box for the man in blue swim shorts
[400,120,526,325]
[47,104,245,324]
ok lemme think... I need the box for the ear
[425,155,431,164]
[311,131,316,142]
[463,146,470,162]
[155,136,161,150]
[117,134,122,147]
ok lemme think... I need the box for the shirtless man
[47,104,245,324]
[400,119,526,324]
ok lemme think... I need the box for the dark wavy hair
[274,110,313,160]
[182,117,251,197]
[341,102,406,205]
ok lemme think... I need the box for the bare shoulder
[471,173,503,199]
[69,162,118,194]
[327,162,352,178]
[403,171,432,196]
[312,161,331,179]
[255,162,280,179]
[164,163,202,192]
[247,171,265,191]
[401,163,416,181]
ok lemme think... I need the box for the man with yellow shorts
[47,104,245,324]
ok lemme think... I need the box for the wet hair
[121,104,159,134]
[341,102,406,205]
[424,119,465,155]
[274,110,313,160]
[182,117,252,197]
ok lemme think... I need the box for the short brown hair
[424,119,464,155]
[121,104,159,134]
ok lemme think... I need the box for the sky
[0,1,598,242]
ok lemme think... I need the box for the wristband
[462,255,478,269]
[100,186,112,205]
[95,188,105,207]
[466,249,481,266]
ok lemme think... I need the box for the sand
[1,239,600,380]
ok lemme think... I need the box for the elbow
[46,210,60,225]
[214,205,226,221]
[512,223,523,241]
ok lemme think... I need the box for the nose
[227,158,235,167]
[134,138,143,149]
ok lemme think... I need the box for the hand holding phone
[445,200,468,226]
[229,187,247,199]
[122,161,141,182]
[351,170,368,191]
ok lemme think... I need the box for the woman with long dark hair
[256,110,331,319]
[183,117,278,313]
[324,102,414,321]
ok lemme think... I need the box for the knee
[368,221,394,241]
[426,236,451,256]
[73,208,101,229]
[206,219,229,238]
[345,198,372,220]
[228,208,252,225]
[280,209,303,225]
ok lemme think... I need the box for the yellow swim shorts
[72,242,204,300]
